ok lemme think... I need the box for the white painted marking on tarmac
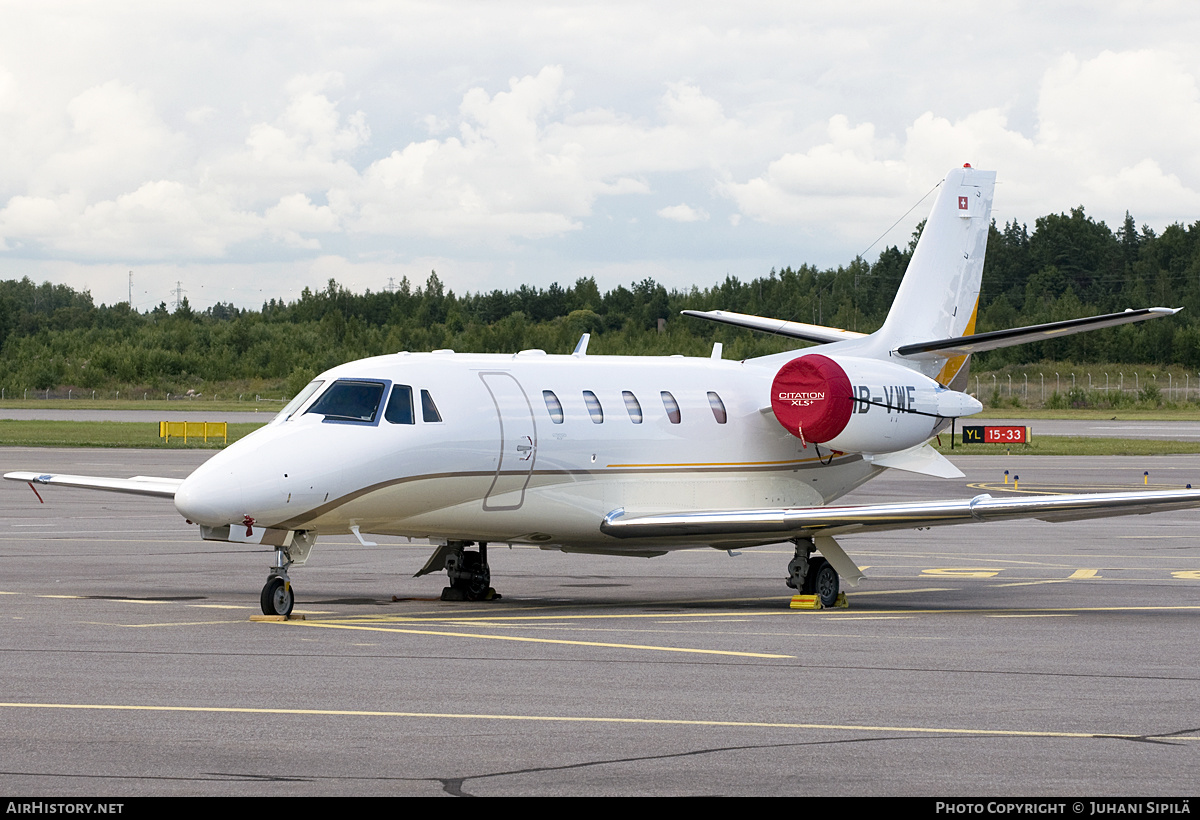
[986,614,1077,618]
[840,587,956,596]
[823,616,914,621]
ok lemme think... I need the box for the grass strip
[0,420,265,448]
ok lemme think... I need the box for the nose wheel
[261,575,294,616]
[260,542,300,617]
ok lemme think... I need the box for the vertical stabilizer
[868,165,995,385]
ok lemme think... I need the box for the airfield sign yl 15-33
[962,425,1028,444]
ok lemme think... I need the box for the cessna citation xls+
[8,164,1199,616]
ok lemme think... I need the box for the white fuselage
[173,349,961,554]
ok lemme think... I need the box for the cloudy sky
[2,1,1199,310]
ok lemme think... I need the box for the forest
[1,207,1199,400]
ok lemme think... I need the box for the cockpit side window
[421,389,443,423]
[274,380,324,423]
[305,380,385,423]
[385,385,415,424]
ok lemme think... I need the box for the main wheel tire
[800,557,827,595]
[812,561,840,608]
[260,576,294,616]
[460,551,491,601]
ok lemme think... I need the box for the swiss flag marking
[958,196,969,210]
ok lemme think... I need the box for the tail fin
[870,165,995,385]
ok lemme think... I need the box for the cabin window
[583,390,604,423]
[661,391,681,424]
[622,391,643,423]
[708,391,727,424]
[421,389,443,423]
[275,380,324,423]
[306,380,385,423]
[543,390,564,424]
[384,385,415,424]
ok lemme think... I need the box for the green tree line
[1,205,1199,396]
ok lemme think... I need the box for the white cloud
[14,181,261,259]
[2,4,1200,306]
[724,49,1200,239]
[35,81,186,200]
[722,115,909,233]
[657,204,708,222]
[337,66,657,241]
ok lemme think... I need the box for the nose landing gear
[261,574,294,617]
[257,530,315,617]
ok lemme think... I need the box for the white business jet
[7,165,1197,616]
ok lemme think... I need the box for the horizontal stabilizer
[4,471,182,499]
[681,309,867,345]
[601,488,1200,540]
[896,307,1181,358]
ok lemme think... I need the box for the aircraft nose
[173,428,319,528]
[174,465,245,527]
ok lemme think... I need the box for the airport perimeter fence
[0,388,290,404]
[976,370,1200,408]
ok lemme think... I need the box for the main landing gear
[786,537,840,608]
[436,541,498,601]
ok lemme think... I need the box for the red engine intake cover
[770,354,853,443]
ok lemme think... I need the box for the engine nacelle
[770,354,982,454]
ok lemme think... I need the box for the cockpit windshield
[273,380,324,424]
[304,380,385,423]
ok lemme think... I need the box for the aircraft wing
[4,471,182,499]
[680,309,867,344]
[895,307,1180,358]
[600,488,1200,539]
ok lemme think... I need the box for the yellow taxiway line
[0,700,1193,741]
[287,620,795,658]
